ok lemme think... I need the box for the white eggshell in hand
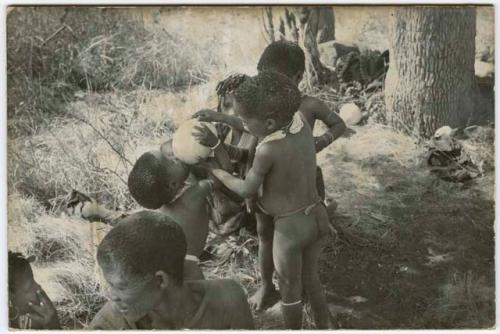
[339,103,362,125]
[172,119,217,164]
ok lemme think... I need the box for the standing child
[210,71,332,329]
[248,40,346,310]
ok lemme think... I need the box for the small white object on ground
[339,103,362,125]
[172,119,216,164]
[474,60,494,78]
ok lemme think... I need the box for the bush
[7,7,218,137]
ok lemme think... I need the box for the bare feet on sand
[249,286,280,311]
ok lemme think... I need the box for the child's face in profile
[220,94,236,116]
[233,100,275,138]
[152,149,190,190]
[101,265,162,323]
[10,274,41,315]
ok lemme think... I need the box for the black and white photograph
[6,4,495,330]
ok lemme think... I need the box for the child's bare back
[256,118,320,218]
[158,179,211,257]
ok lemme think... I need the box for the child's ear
[155,270,170,290]
[265,119,277,131]
[168,180,179,191]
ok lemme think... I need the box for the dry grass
[7,7,221,138]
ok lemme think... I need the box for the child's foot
[249,286,280,311]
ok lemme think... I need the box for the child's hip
[272,200,329,247]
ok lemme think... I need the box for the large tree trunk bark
[265,6,338,90]
[384,7,477,138]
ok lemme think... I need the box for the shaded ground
[236,123,495,329]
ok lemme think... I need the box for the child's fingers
[192,132,204,140]
[27,302,45,317]
[36,289,52,306]
[27,311,45,324]
[192,125,206,135]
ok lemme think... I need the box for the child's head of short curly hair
[257,41,305,79]
[215,73,250,114]
[233,70,301,129]
[97,210,187,285]
[128,151,189,209]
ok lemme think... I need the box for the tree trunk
[384,7,477,138]
[261,7,275,43]
[266,6,338,90]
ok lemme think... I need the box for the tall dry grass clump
[7,7,219,138]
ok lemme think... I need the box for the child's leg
[303,240,330,328]
[273,213,317,329]
[303,206,332,329]
[249,213,279,310]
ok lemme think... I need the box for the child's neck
[149,283,199,329]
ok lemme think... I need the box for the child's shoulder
[192,279,246,301]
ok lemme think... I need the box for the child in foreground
[210,71,331,329]
[9,252,60,329]
[89,210,254,329]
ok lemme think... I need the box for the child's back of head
[233,70,302,129]
[257,41,305,80]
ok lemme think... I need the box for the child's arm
[193,123,234,172]
[196,175,243,204]
[211,146,272,199]
[67,190,125,225]
[223,143,249,162]
[193,109,246,133]
[303,97,347,153]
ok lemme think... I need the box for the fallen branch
[68,114,133,167]
[41,25,66,46]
